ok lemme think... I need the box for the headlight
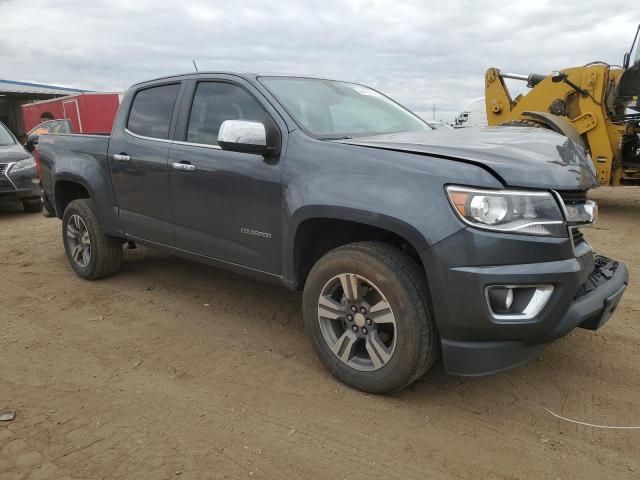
[9,157,36,174]
[446,185,566,237]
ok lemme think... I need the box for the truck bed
[38,133,121,235]
[39,133,111,191]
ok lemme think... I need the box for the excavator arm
[484,66,628,186]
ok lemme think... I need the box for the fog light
[486,285,554,321]
[488,287,514,314]
[505,288,514,310]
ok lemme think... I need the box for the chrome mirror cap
[218,120,267,154]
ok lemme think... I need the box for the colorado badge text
[240,227,272,239]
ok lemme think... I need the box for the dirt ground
[0,187,639,480]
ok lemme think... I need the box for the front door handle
[171,161,196,172]
[113,153,130,162]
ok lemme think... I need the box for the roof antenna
[192,59,199,72]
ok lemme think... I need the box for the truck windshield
[259,77,431,139]
[0,122,16,146]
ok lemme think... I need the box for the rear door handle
[172,161,196,172]
[113,153,130,162]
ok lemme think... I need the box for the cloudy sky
[1,0,639,120]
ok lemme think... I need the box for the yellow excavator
[485,25,640,186]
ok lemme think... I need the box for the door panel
[168,80,283,273]
[169,144,282,272]
[109,134,174,243]
[108,82,180,245]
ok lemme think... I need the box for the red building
[0,79,87,138]
[22,92,122,135]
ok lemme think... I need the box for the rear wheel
[302,242,439,393]
[62,199,122,279]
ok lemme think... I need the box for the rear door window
[127,84,180,139]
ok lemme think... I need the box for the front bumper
[0,188,41,203]
[441,258,627,375]
[421,228,629,376]
[0,163,40,203]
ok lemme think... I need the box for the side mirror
[218,120,268,155]
[25,133,39,152]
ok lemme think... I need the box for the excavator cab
[617,25,640,116]
[485,24,640,186]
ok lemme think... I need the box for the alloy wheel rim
[67,214,91,267]
[317,273,397,371]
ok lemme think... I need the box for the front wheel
[62,199,122,280]
[302,242,439,393]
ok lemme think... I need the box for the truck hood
[0,143,32,163]
[339,127,599,191]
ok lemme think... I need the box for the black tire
[22,199,43,213]
[62,199,122,280]
[302,241,439,393]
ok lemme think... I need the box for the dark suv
[0,121,41,212]
[38,73,628,393]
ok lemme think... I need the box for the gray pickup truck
[39,72,628,393]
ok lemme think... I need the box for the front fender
[282,202,440,287]
[288,205,429,253]
[279,136,507,285]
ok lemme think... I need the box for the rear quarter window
[127,83,180,139]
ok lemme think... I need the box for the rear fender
[53,164,122,237]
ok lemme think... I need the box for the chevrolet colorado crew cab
[39,73,628,393]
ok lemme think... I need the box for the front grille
[0,163,13,191]
[570,228,585,247]
[557,190,588,203]
[558,191,589,247]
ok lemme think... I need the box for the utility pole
[432,104,436,120]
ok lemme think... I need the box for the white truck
[453,97,487,128]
